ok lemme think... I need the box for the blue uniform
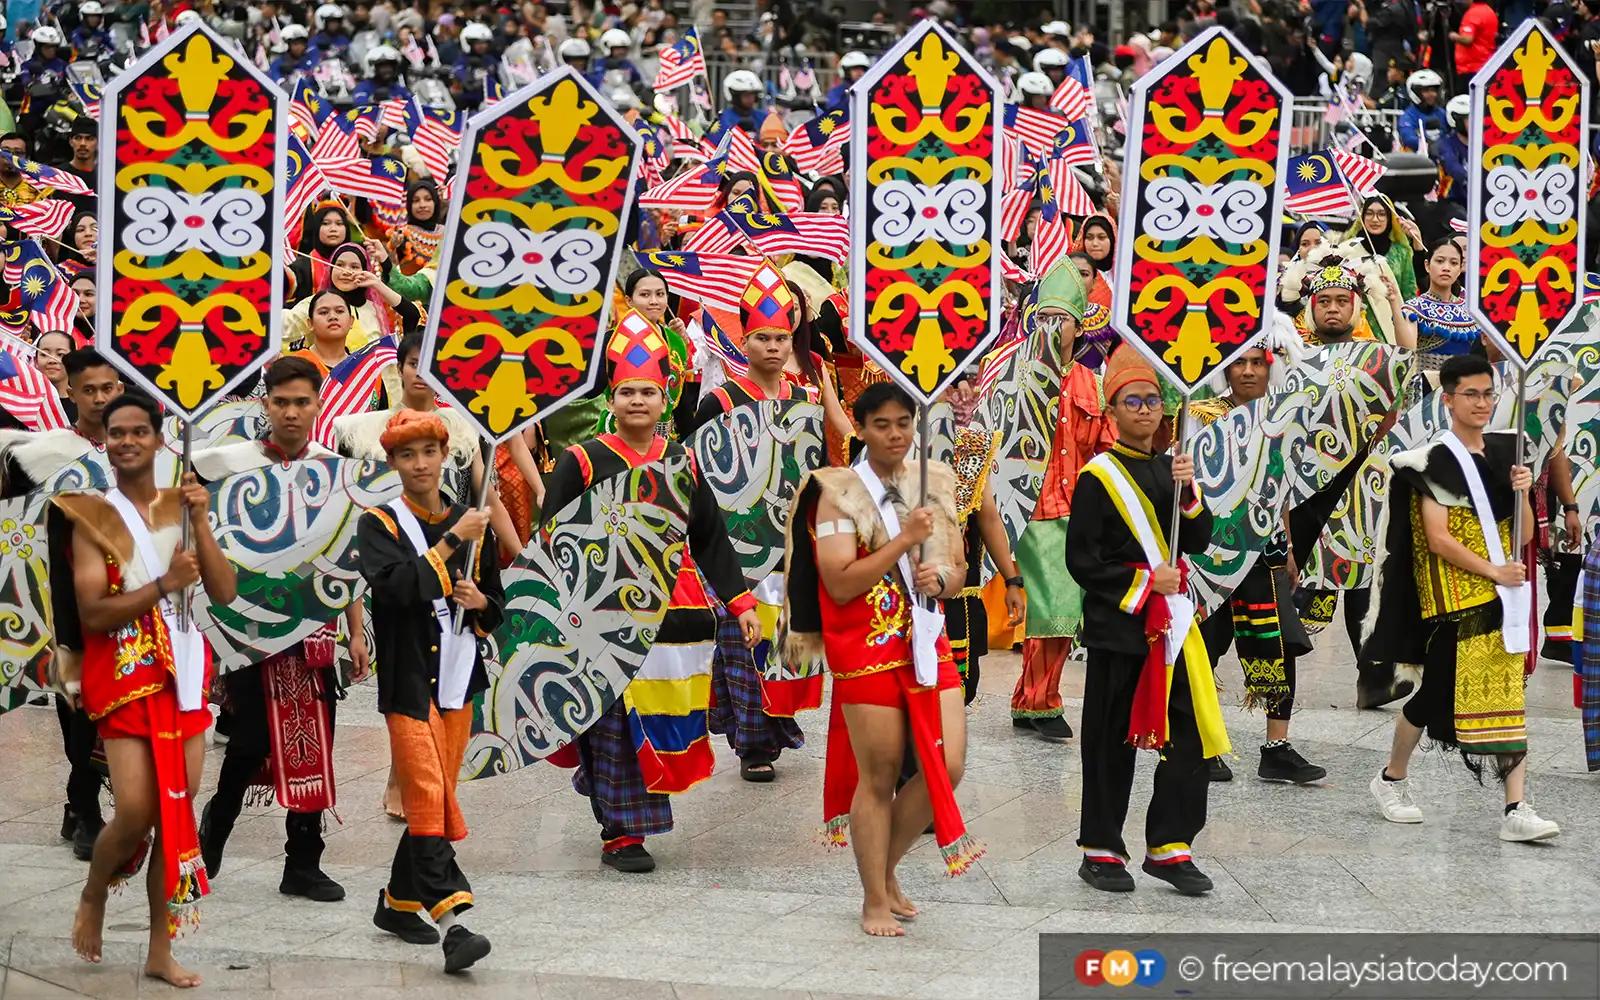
[270,51,318,83]
[310,31,350,54]
[20,55,69,86]
[70,27,113,58]
[351,79,414,105]
[823,81,849,112]
[1436,131,1469,205]
[1397,103,1447,154]
[585,57,644,91]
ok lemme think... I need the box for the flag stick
[1511,365,1529,554]
[176,420,195,631]
[453,438,497,635]
[1166,398,1190,553]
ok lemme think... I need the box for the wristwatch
[442,530,463,549]
[1005,576,1025,589]
[1563,503,1579,514]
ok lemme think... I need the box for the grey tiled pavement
[2,607,1598,999]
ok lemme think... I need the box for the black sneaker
[1207,757,1233,782]
[1142,858,1214,896]
[198,800,224,877]
[1031,716,1074,742]
[1078,858,1135,892]
[72,819,102,862]
[372,891,440,944]
[601,843,656,873]
[442,924,491,974]
[281,867,346,902]
[60,804,76,841]
[1257,743,1327,784]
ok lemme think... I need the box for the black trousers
[1077,648,1209,860]
[204,665,334,871]
[387,832,472,922]
[55,695,101,825]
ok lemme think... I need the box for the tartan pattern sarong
[573,698,673,839]
[708,604,803,763]
[1579,542,1600,771]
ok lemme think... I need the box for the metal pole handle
[1510,367,1529,558]
[453,438,497,635]
[176,420,194,632]
[1166,399,1190,562]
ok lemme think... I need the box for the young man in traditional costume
[1068,348,1229,896]
[1364,354,1560,842]
[4,350,125,860]
[58,393,237,988]
[192,357,370,902]
[542,318,760,873]
[1011,259,1116,742]
[1194,347,1325,784]
[356,409,500,970]
[785,382,982,938]
[692,266,812,781]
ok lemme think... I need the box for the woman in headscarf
[1069,252,1117,369]
[1072,215,1116,276]
[1292,220,1327,259]
[283,242,420,352]
[288,200,361,305]
[1343,195,1423,338]
[387,178,446,277]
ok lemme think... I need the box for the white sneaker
[1499,803,1560,842]
[1369,769,1423,824]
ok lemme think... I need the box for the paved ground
[2,600,1598,999]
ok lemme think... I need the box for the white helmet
[1406,68,1443,103]
[79,1,104,16]
[608,87,640,109]
[558,37,590,60]
[174,10,200,24]
[1042,20,1071,37]
[722,69,763,101]
[1017,72,1053,97]
[30,25,63,45]
[366,44,401,67]
[461,22,493,43]
[1033,48,1068,72]
[839,50,871,71]
[315,3,345,20]
[1446,93,1471,128]
[600,28,631,51]
[282,24,308,41]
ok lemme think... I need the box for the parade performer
[193,357,369,902]
[356,409,499,971]
[1194,347,1325,784]
[1011,259,1116,742]
[1578,533,1600,771]
[1538,441,1583,665]
[58,394,237,987]
[542,317,759,874]
[1401,239,1479,375]
[1364,355,1560,842]
[693,268,808,781]
[785,382,981,937]
[1068,348,1229,896]
[947,426,1026,704]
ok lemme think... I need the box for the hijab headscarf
[1070,215,1117,273]
[1347,195,1395,256]
[296,201,358,294]
[323,242,400,339]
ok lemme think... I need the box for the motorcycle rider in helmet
[453,22,498,112]
[1015,71,1054,111]
[311,3,353,55]
[1437,94,1470,206]
[1397,69,1447,154]
[70,2,113,61]
[588,27,644,93]
[824,49,869,111]
[18,27,69,136]
[1033,47,1069,89]
[558,36,591,75]
[352,44,414,104]
[270,25,318,84]
[714,69,767,138]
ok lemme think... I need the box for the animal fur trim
[190,440,337,481]
[331,407,480,463]
[0,429,94,492]
[51,491,184,590]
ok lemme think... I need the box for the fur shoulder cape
[330,407,480,464]
[51,490,185,591]
[0,429,95,495]
[190,440,338,482]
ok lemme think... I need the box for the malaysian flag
[637,152,732,217]
[1284,149,1382,216]
[380,97,415,134]
[0,152,93,196]
[654,25,706,92]
[728,209,850,264]
[0,199,75,240]
[321,155,407,205]
[1004,104,1073,156]
[634,119,672,185]
[1049,76,1093,122]
[683,211,752,255]
[634,250,767,313]
[782,108,849,174]
[653,110,713,161]
[285,132,326,228]
[998,248,1031,284]
[311,335,398,446]
[288,76,333,139]
[0,347,71,431]
[483,75,505,108]
[1331,149,1385,197]
[68,77,102,119]
[1585,272,1600,303]
[701,307,749,379]
[760,148,804,211]
[977,337,1025,398]
[3,241,80,333]
[1000,185,1033,242]
[1050,118,1097,167]
[719,126,763,175]
[411,101,463,180]
[311,109,367,164]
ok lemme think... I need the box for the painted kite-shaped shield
[0,494,52,711]
[848,20,1002,404]
[95,20,287,420]
[194,458,401,671]
[422,67,642,444]
[1466,20,1589,368]
[971,324,1059,583]
[463,455,691,779]
[1113,27,1291,394]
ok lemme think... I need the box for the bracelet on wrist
[1563,503,1579,513]
[442,530,463,549]
[1005,576,1025,589]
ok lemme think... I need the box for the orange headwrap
[1102,344,1159,404]
[379,409,450,455]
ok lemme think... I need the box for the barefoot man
[58,393,237,987]
[784,382,984,936]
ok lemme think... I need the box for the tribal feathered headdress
[1277,238,1386,305]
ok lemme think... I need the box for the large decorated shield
[422,67,641,444]
[1112,27,1291,393]
[463,456,691,779]
[0,494,51,712]
[848,20,1002,403]
[1466,20,1588,367]
[95,20,286,420]
[193,458,401,670]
